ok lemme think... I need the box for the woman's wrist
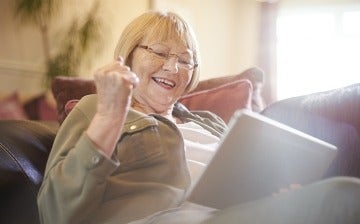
[86,112,126,157]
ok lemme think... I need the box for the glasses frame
[137,45,198,70]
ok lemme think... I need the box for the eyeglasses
[138,44,198,70]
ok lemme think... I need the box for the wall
[0,0,149,98]
[152,0,261,79]
[0,0,261,98]
[0,0,45,96]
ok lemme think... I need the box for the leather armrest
[0,120,56,224]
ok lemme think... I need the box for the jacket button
[91,156,100,164]
[130,125,137,130]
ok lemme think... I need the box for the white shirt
[177,122,220,184]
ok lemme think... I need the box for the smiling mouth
[152,77,176,88]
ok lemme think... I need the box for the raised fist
[94,57,139,117]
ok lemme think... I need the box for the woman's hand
[86,58,139,157]
[94,57,139,118]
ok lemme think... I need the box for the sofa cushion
[193,67,264,112]
[51,68,262,124]
[261,83,360,178]
[51,76,96,123]
[0,92,28,120]
[23,94,57,121]
[301,83,360,135]
[178,79,252,123]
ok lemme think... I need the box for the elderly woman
[37,11,360,224]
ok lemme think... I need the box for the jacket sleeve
[37,96,119,224]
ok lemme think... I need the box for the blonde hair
[114,11,200,92]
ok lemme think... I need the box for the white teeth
[153,77,176,87]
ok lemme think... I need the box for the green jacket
[37,94,227,224]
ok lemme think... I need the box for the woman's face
[130,36,195,112]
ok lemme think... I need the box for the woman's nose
[162,56,179,73]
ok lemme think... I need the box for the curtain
[258,1,279,106]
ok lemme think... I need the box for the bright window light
[343,11,360,35]
[276,10,360,100]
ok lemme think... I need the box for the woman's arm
[86,57,139,157]
[37,59,139,224]
[37,100,118,224]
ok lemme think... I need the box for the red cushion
[51,70,258,124]
[51,77,96,124]
[192,67,264,112]
[179,79,252,123]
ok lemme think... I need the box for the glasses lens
[146,44,196,70]
[177,54,194,69]
[148,44,169,59]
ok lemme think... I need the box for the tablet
[186,109,337,209]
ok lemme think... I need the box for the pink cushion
[24,94,57,121]
[0,92,28,120]
[179,79,252,123]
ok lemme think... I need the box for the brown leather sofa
[1,81,359,224]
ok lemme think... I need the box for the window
[276,7,360,100]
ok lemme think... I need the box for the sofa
[1,67,359,224]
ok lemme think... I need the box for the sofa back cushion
[301,83,360,135]
[23,94,57,121]
[0,92,28,120]
[51,77,96,123]
[51,67,264,124]
[193,67,264,112]
[178,79,252,123]
[261,83,360,178]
